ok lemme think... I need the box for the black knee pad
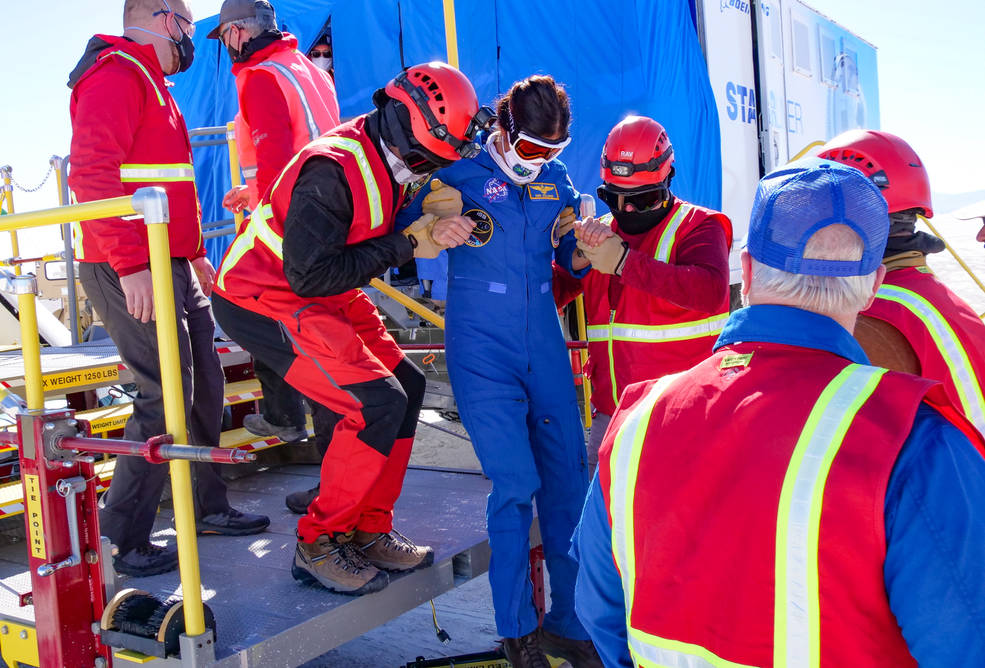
[347,376,408,456]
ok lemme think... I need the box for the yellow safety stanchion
[370,277,446,329]
[0,188,209,638]
[1,167,23,276]
[442,0,459,68]
[575,295,593,430]
[14,278,43,411]
[226,121,244,231]
[141,189,206,637]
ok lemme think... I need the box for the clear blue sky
[0,0,982,220]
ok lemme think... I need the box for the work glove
[421,179,463,220]
[557,206,577,238]
[402,213,444,259]
[578,234,630,275]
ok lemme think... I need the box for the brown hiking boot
[540,628,603,668]
[353,529,435,572]
[502,630,551,668]
[292,533,389,595]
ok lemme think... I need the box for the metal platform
[0,464,493,667]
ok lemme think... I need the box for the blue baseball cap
[747,157,889,276]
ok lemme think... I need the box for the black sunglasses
[597,185,667,212]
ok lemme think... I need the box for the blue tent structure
[174,0,722,274]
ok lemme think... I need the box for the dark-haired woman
[400,75,600,667]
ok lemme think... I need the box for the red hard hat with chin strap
[816,129,934,218]
[600,115,675,190]
[383,62,490,162]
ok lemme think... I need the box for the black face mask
[174,30,195,72]
[611,204,672,235]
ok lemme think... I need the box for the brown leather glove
[421,178,463,220]
[557,206,577,238]
[577,235,630,275]
[402,213,445,259]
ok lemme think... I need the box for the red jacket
[863,266,985,434]
[232,34,341,207]
[68,35,204,275]
[556,199,732,414]
[600,342,979,667]
[215,116,399,316]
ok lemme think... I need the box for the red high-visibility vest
[863,266,985,434]
[584,200,732,414]
[600,341,983,667]
[214,116,396,313]
[233,36,340,207]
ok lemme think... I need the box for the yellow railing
[0,187,208,637]
[919,214,985,319]
[226,121,245,232]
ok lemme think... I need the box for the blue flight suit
[400,143,590,640]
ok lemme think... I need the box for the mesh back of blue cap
[747,157,889,276]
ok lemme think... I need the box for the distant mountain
[932,191,985,216]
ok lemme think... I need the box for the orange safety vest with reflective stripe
[583,200,732,415]
[233,37,341,208]
[600,343,983,668]
[863,266,985,435]
[68,39,203,268]
[214,115,396,310]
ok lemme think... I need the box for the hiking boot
[292,533,389,595]
[353,529,434,572]
[243,414,306,443]
[540,628,603,668]
[502,630,551,668]
[113,542,178,577]
[285,485,320,514]
[196,508,270,536]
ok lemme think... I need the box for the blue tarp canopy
[174,0,722,269]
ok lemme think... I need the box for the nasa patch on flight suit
[464,208,495,248]
[527,183,559,201]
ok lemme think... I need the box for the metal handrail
[0,187,209,637]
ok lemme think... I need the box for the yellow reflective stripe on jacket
[215,203,283,291]
[259,60,320,140]
[654,203,691,263]
[607,373,752,668]
[325,136,384,229]
[773,364,886,668]
[120,163,195,183]
[875,284,985,433]
[589,313,728,344]
[104,51,165,106]
[628,627,758,668]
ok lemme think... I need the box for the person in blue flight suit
[400,75,601,668]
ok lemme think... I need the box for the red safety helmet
[600,116,675,190]
[816,129,933,218]
[383,62,492,163]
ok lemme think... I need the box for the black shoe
[285,485,320,514]
[540,628,603,668]
[113,542,179,577]
[503,630,551,668]
[197,508,270,536]
[243,414,306,443]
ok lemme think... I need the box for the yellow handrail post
[575,295,592,430]
[12,276,43,411]
[369,277,445,329]
[442,0,459,68]
[226,122,244,231]
[133,188,207,637]
[1,166,23,276]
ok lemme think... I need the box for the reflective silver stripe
[120,164,195,182]
[774,364,886,667]
[628,628,758,668]
[609,314,728,342]
[654,203,691,263]
[260,61,321,140]
[876,284,985,433]
[242,166,258,179]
